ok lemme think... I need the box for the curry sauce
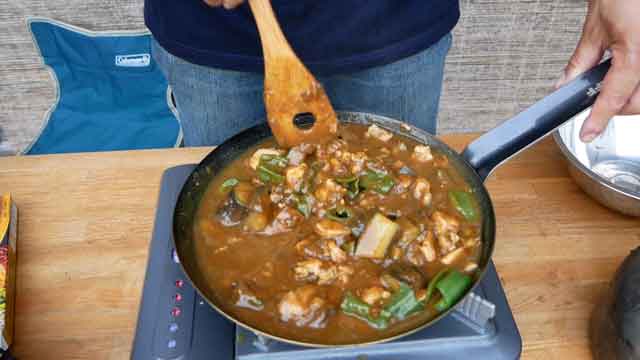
[193,123,481,345]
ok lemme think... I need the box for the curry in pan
[194,123,481,344]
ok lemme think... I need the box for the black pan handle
[462,58,611,181]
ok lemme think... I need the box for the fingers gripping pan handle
[462,59,611,181]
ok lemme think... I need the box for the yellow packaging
[0,194,17,351]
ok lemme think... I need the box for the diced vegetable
[359,170,395,194]
[256,154,289,184]
[260,154,289,171]
[449,190,477,221]
[355,213,399,258]
[335,175,357,184]
[327,207,352,222]
[424,268,449,305]
[383,282,424,320]
[293,194,312,218]
[219,178,239,193]
[301,161,323,193]
[335,175,360,199]
[232,181,255,206]
[257,165,284,184]
[340,293,389,329]
[434,269,472,312]
[249,148,283,170]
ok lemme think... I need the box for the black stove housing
[131,165,522,360]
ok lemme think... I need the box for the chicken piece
[440,247,466,265]
[336,265,355,285]
[244,211,268,232]
[432,211,461,254]
[285,164,307,192]
[295,238,313,256]
[314,179,346,207]
[396,218,419,247]
[263,207,302,235]
[360,286,391,306]
[294,259,325,282]
[296,238,329,260]
[328,138,347,153]
[329,158,348,175]
[412,178,432,207]
[393,174,415,195]
[314,219,351,239]
[463,236,481,249]
[411,145,433,163]
[376,147,391,160]
[293,259,352,285]
[405,241,425,267]
[287,146,308,166]
[326,240,348,263]
[464,262,478,273]
[357,192,383,210]
[419,231,438,262]
[392,142,408,156]
[349,151,368,174]
[366,124,393,142]
[296,238,348,263]
[278,286,328,328]
[249,148,284,170]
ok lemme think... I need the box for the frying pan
[172,59,612,346]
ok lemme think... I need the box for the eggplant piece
[232,181,255,206]
[387,264,426,289]
[216,192,248,227]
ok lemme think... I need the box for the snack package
[0,194,17,354]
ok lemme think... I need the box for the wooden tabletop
[0,135,637,359]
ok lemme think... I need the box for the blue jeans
[152,34,452,146]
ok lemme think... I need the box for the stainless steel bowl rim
[553,131,640,202]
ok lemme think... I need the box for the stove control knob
[175,279,184,288]
[174,293,183,302]
[167,339,176,349]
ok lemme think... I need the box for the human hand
[555,0,640,142]
[203,0,245,9]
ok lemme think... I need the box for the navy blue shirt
[145,0,459,75]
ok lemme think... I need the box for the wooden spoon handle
[249,0,338,148]
[248,0,295,61]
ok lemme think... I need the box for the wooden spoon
[248,0,338,148]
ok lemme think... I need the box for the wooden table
[0,135,638,359]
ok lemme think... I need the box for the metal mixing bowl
[553,110,640,216]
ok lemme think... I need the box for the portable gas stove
[131,165,522,360]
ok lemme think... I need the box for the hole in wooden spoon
[293,112,316,130]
